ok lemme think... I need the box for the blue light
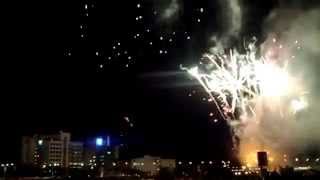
[107,136,110,147]
[96,137,103,146]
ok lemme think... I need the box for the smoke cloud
[210,0,242,52]
[151,0,183,24]
[162,0,180,20]
[239,5,320,165]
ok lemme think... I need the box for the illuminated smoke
[224,0,242,37]
[182,1,320,166]
[162,0,180,20]
[151,0,182,23]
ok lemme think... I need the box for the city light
[96,137,103,146]
[38,139,43,146]
[106,136,111,147]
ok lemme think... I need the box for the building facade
[131,155,176,176]
[21,131,82,168]
[69,141,84,167]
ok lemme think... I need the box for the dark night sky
[1,0,283,161]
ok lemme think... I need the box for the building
[69,141,84,167]
[84,136,119,169]
[21,131,83,168]
[21,136,36,165]
[131,155,175,176]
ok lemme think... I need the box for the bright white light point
[169,38,172,42]
[137,4,141,8]
[85,4,88,10]
[292,55,295,59]
[187,36,191,40]
[135,17,139,21]
[172,32,176,35]
[200,8,204,13]
[272,38,276,43]
[214,119,218,123]
[295,158,299,162]
[209,112,214,116]
[160,36,163,40]
[81,34,84,38]
[113,46,116,49]
[209,161,213,164]
[95,52,99,56]
[279,44,283,49]
[108,57,111,60]
[117,53,121,56]
[146,29,150,32]
[126,64,129,68]
[189,161,192,165]
[80,25,83,29]
[208,98,213,102]
[164,50,168,54]
[297,46,301,50]
[159,50,163,54]
[130,123,134,127]
[100,64,103,68]
[38,139,43,145]
[202,97,206,101]
[85,13,89,16]
[188,93,192,97]
[149,42,153,45]
[128,56,131,60]
[178,161,182,165]
[117,42,121,46]
[291,98,308,113]
[136,33,140,37]
[295,40,298,44]
[124,51,128,54]
[197,19,201,22]
[139,16,143,19]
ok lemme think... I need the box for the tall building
[21,136,36,165]
[21,131,82,167]
[84,135,120,176]
[69,141,84,166]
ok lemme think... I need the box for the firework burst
[182,37,307,166]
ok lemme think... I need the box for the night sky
[1,0,283,161]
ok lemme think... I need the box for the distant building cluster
[20,131,176,177]
[131,155,175,176]
[21,131,117,169]
[17,131,320,178]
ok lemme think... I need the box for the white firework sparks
[182,37,308,166]
[182,38,303,121]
